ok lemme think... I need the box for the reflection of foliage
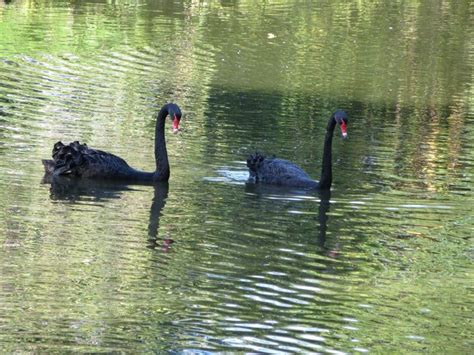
[0,1,472,352]
[1,1,471,107]
[0,0,471,205]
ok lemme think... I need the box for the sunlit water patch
[203,163,249,185]
[0,0,473,353]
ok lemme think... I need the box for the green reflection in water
[0,0,473,353]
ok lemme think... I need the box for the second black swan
[247,110,348,189]
[42,103,182,182]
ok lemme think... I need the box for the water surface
[0,0,473,352]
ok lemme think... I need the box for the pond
[0,0,472,352]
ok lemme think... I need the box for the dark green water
[0,0,473,352]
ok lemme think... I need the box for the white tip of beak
[172,128,179,134]
[342,132,348,139]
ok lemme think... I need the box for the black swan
[246,110,348,189]
[42,103,182,182]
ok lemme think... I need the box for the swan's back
[247,152,318,188]
[43,141,136,179]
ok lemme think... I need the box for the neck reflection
[45,176,171,250]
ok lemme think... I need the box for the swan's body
[42,141,156,181]
[42,103,181,182]
[246,155,318,188]
[247,110,348,190]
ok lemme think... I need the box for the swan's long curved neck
[154,106,170,181]
[318,116,336,190]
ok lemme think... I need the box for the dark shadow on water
[43,175,171,250]
[146,182,171,251]
[244,183,332,249]
[316,189,331,248]
[43,175,135,202]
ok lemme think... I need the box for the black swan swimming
[42,103,182,182]
[246,110,348,189]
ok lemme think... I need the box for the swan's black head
[166,103,182,134]
[333,110,348,138]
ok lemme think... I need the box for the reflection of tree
[389,101,468,192]
[0,0,471,186]
[0,0,471,242]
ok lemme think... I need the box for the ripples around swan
[1,0,473,353]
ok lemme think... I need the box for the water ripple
[0,0,472,353]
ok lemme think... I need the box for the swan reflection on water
[243,183,332,249]
[206,165,333,248]
[42,175,172,251]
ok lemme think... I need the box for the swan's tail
[42,160,55,175]
[246,152,267,173]
[246,152,268,182]
[44,141,88,176]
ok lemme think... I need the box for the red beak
[172,115,180,133]
[340,121,347,138]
